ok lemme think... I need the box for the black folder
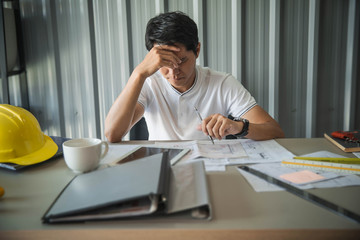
[42,151,211,223]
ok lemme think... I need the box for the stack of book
[324,131,360,152]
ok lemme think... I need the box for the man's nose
[169,67,180,75]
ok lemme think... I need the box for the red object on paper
[331,131,359,142]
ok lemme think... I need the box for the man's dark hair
[145,11,199,55]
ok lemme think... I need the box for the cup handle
[100,141,109,159]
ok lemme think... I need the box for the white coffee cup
[63,138,109,173]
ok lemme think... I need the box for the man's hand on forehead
[135,43,182,78]
[153,44,182,68]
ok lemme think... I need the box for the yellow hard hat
[0,104,58,165]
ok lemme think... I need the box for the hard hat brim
[4,135,59,166]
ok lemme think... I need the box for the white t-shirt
[138,65,257,140]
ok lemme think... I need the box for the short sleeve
[138,79,152,110]
[222,75,257,118]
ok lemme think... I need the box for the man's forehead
[172,42,186,48]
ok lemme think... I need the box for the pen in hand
[194,106,215,144]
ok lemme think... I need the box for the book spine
[158,151,171,204]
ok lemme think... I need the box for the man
[105,11,284,142]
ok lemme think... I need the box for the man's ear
[196,42,201,58]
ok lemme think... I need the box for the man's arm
[105,45,181,142]
[104,79,145,143]
[200,105,285,140]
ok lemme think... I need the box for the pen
[194,106,215,144]
[293,156,360,164]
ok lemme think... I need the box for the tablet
[117,146,190,166]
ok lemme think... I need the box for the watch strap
[233,118,249,138]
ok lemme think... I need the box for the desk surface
[1,138,360,239]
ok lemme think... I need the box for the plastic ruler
[281,159,360,174]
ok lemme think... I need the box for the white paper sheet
[188,158,228,172]
[155,140,248,160]
[301,151,348,158]
[155,139,295,172]
[239,139,295,163]
[194,140,247,158]
[238,168,284,192]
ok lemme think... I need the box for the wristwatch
[233,118,249,138]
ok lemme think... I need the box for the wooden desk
[1,138,360,239]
